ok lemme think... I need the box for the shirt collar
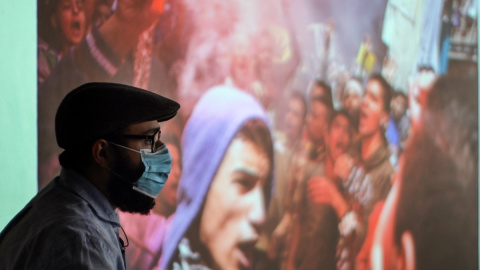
[59,168,120,226]
[362,143,390,171]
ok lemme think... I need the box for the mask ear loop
[108,141,141,154]
[104,166,134,186]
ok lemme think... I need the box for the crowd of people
[31,0,478,269]
[115,72,477,270]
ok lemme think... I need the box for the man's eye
[76,0,84,9]
[145,138,153,145]
[235,177,257,193]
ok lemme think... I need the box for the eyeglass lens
[152,130,162,152]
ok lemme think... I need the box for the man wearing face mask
[0,82,180,269]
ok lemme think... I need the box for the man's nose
[248,187,266,233]
[72,1,82,13]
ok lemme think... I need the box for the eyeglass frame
[121,129,162,153]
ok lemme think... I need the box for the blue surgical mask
[109,142,172,198]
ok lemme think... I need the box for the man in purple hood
[161,85,274,270]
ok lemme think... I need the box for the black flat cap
[55,82,180,150]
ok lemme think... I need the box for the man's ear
[398,231,416,270]
[92,139,110,168]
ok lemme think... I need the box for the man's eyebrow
[234,166,270,187]
[235,166,259,177]
[233,163,269,179]
[142,127,161,135]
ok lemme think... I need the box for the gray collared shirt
[0,168,126,269]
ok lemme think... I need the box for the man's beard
[107,153,155,215]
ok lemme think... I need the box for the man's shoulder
[0,224,120,269]
[366,157,393,185]
[0,195,119,269]
[373,154,394,176]
[1,180,102,244]
[3,197,97,240]
[33,179,97,220]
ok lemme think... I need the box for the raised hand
[99,0,165,57]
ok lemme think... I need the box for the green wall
[0,1,37,230]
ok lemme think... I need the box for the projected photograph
[36,0,477,269]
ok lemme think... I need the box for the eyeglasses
[122,129,162,152]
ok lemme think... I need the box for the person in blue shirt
[0,82,180,269]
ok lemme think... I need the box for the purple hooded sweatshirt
[160,85,272,269]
